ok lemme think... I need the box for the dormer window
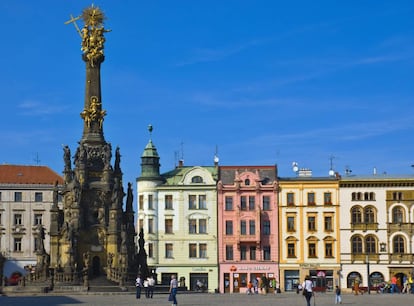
[244,179,250,186]
[191,176,203,183]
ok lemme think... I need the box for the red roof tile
[0,165,63,185]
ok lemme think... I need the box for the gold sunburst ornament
[81,5,105,27]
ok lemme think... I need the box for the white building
[136,136,219,292]
[339,176,414,292]
[0,165,63,283]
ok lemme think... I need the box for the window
[14,214,22,225]
[392,207,404,223]
[199,244,207,258]
[225,220,233,235]
[225,196,233,210]
[263,246,271,260]
[165,219,173,234]
[199,219,207,234]
[165,195,173,209]
[308,216,316,231]
[189,219,197,234]
[165,243,173,258]
[189,195,197,209]
[148,218,154,234]
[139,195,144,210]
[287,193,295,206]
[148,194,153,209]
[226,245,233,260]
[244,179,250,186]
[307,192,315,205]
[14,192,22,202]
[262,196,271,210]
[324,192,332,205]
[351,236,363,254]
[249,246,256,260]
[240,246,247,260]
[148,243,153,258]
[199,195,207,209]
[392,192,403,201]
[249,196,255,210]
[249,220,255,235]
[240,196,247,210]
[287,243,296,258]
[240,220,247,235]
[366,236,376,254]
[351,207,362,224]
[192,176,203,183]
[263,220,270,235]
[325,242,333,257]
[393,235,405,253]
[138,219,144,231]
[287,216,295,232]
[0,192,2,201]
[308,243,317,258]
[189,243,197,258]
[0,213,2,225]
[364,207,375,223]
[34,192,43,202]
[34,214,42,225]
[14,238,22,252]
[324,216,333,232]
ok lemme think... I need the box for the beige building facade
[0,165,63,282]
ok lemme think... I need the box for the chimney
[178,159,184,168]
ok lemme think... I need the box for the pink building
[217,166,279,293]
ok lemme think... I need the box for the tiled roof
[0,165,63,185]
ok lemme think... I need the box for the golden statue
[65,5,111,67]
[80,96,106,128]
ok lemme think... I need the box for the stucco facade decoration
[278,175,341,292]
[217,166,279,294]
[339,176,414,293]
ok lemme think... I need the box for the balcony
[351,223,378,232]
[388,223,413,232]
[389,253,414,263]
[351,254,379,263]
[238,235,259,243]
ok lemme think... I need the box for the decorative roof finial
[148,124,153,140]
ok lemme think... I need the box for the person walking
[148,275,155,298]
[302,275,313,306]
[335,285,342,304]
[169,274,178,306]
[135,274,142,299]
[144,277,149,298]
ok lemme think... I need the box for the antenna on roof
[214,145,219,165]
[180,141,184,161]
[33,152,41,165]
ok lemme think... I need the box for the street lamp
[366,254,370,294]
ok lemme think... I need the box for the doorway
[92,256,101,276]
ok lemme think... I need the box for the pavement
[1,291,413,306]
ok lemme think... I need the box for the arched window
[392,207,404,223]
[393,235,405,253]
[364,206,376,224]
[351,236,363,254]
[365,235,377,254]
[244,179,250,186]
[369,192,375,201]
[191,176,203,183]
[351,207,362,224]
[347,272,362,289]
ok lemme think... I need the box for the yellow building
[279,170,341,292]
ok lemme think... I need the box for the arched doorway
[347,271,362,289]
[92,256,101,276]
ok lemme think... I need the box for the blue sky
[1,0,414,189]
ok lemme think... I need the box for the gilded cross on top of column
[65,5,111,67]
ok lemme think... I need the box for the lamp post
[366,254,370,294]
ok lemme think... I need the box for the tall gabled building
[217,165,279,294]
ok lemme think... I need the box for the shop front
[219,263,279,294]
